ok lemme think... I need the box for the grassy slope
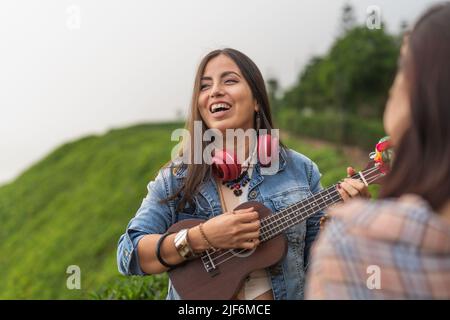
[0,122,377,299]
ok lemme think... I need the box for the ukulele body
[167,201,287,300]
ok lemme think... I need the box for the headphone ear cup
[211,149,241,181]
[258,134,279,167]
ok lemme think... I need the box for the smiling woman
[198,56,257,132]
[116,48,368,300]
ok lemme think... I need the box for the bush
[276,109,385,151]
[90,275,168,300]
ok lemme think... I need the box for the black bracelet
[156,232,178,269]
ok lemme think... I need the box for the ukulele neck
[259,166,381,242]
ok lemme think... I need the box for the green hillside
[0,122,375,299]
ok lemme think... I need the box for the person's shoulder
[328,194,431,223]
[312,199,381,258]
[157,157,187,179]
[142,158,185,195]
[324,195,441,246]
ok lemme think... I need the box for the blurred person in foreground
[305,2,450,299]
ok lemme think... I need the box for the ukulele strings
[259,165,380,233]
[203,170,382,269]
[201,165,380,266]
[201,166,382,269]
[201,166,381,266]
[200,189,342,267]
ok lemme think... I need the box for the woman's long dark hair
[163,48,284,213]
[380,3,450,212]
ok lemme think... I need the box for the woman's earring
[256,111,261,131]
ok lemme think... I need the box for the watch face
[175,229,190,258]
[175,229,188,243]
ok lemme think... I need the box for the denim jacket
[117,147,324,300]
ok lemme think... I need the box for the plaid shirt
[305,194,450,299]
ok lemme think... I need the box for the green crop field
[0,122,377,299]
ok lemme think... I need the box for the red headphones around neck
[211,134,279,181]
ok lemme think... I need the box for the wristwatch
[174,229,197,260]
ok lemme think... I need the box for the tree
[329,26,399,117]
[400,20,409,33]
[267,77,280,110]
[340,2,356,34]
[278,20,399,145]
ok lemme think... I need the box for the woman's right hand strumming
[137,207,260,274]
[189,207,261,251]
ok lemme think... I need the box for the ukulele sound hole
[230,247,256,257]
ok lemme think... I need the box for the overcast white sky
[0,0,433,185]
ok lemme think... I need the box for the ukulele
[167,137,392,300]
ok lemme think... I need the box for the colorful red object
[371,136,393,174]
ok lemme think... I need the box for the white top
[216,148,272,300]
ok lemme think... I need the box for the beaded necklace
[221,145,256,197]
